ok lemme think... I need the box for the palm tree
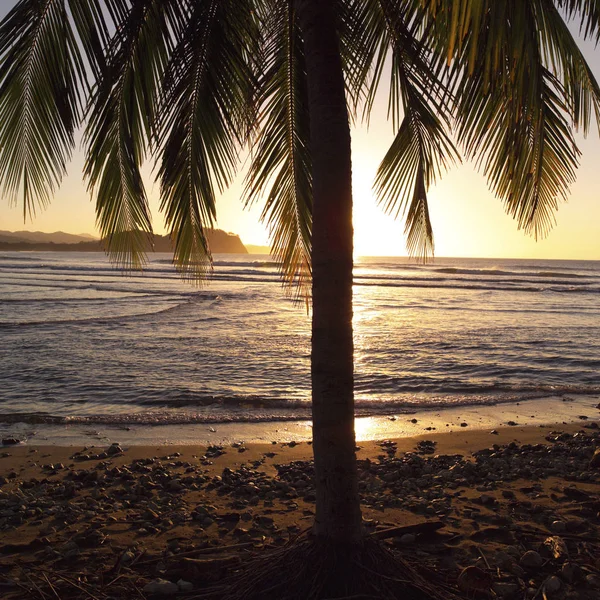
[1,0,599,594]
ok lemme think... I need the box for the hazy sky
[1,3,599,259]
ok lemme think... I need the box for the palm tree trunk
[296,0,362,543]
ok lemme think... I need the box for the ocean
[1,252,599,437]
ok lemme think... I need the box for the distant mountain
[0,230,98,244]
[0,229,247,254]
[245,244,271,255]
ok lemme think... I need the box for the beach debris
[507,421,518,426]
[590,448,600,468]
[541,536,568,560]
[1,438,20,446]
[490,429,499,435]
[370,521,444,541]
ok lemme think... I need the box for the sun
[351,167,406,258]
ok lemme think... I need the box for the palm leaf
[454,2,582,238]
[367,0,458,258]
[0,0,87,219]
[245,0,312,300]
[555,0,600,42]
[534,0,600,136]
[157,0,258,282]
[84,0,179,270]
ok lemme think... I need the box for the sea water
[1,252,599,430]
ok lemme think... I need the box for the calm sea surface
[1,252,599,426]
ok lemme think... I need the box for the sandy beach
[1,413,599,599]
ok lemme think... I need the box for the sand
[0,416,599,598]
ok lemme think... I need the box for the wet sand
[3,393,598,447]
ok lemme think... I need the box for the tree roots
[205,535,462,600]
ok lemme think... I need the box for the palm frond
[0,0,87,219]
[157,0,257,282]
[455,2,581,238]
[67,0,112,82]
[535,0,600,136]
[555,0,600,42]
[84,0,179,270]
[370,0,458,258]
[245,0,312,300]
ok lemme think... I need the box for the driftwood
[136,541,256,566]
[368,521,444,541]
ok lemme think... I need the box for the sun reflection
[354,417,379,441]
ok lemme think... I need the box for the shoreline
[2,394,598,447]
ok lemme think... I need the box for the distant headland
[0,229,252,254]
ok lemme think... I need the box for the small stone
[399,533,416,544]
[457,566,493,592]
[590,448,600,469]
[168,480,183,492]
[494,551,514,569]
[106,443,122,456]
[1,438,20,446]
[550,520,566,533]
[560,562,578,583]
[177,579,194,592]
[143,579,178,595]
[507,421,518,426]
[520,550,543,568]
[544,576,561,594]
[509,564,526,578]
[460,422,468,427]
[121,551,136,564]
[586,574,600,588]
[492,582,520,597]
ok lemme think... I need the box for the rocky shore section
[0,425,599,599]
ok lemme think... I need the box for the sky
[0,3,599,260]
